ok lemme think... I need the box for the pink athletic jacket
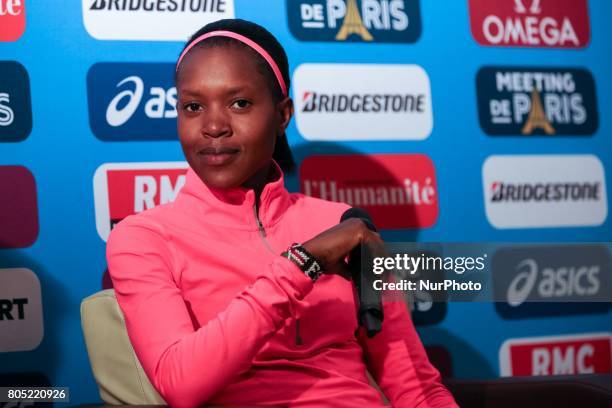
[107,163,457,408]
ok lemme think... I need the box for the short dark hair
[176,19,295,172]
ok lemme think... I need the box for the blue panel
[0,0,610,404]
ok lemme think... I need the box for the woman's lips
[198,146,240,166]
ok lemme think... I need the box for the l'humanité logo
[287,0,421,43]
[0,0,26,41]
[477,67,598,136]
[300,154,438,229]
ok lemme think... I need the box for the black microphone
[340,208,383,338]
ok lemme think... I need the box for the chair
[81,290,612,407]
[80,289,166,405]
[80,289,388,406]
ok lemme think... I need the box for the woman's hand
[302,218,385,277]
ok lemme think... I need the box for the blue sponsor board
[0,61,32,142]
[87,63,178,141]
[476,67,598,136]
[287,0,421,43]
[493,245,611,319]
[388,247,447,325]
[412,300,447,326]
[409,254,447,326]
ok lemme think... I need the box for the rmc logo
[499,333,611,376]
[287,0,421,43]
[87,63,177,141]
[93,162,189,241]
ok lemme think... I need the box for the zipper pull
[295,318,303,346]
[253,203,266,237]
[257,218,266,235]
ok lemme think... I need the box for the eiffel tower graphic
[521,89,555,135]
[335,0,373,41]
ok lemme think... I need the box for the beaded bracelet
[281,243,324,282]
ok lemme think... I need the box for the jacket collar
[177,160,292,230]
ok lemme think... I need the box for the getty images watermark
[372,251,486,292]
[361,243,612,304]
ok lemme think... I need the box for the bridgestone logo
[302,92,426,113]
[89,0,228,12]
[491,182,601,202]
[83,0,235,41]
[293,64,433,141]
[482,155,608,228]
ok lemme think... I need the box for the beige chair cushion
[80,289,166,405]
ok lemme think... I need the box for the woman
[107,19,457,408]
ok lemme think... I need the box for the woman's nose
[201,107,231,139]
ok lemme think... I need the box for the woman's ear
[277,97,294,133]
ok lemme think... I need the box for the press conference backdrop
[1,0,611,404]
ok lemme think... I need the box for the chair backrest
[80,289,166,405]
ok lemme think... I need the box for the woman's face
[176,45,291,190]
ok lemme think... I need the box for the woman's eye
[183,102,201,112]
[231,99,251,109]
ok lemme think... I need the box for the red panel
[300,154,439,229]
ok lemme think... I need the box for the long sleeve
[106,217,313,408]
[358,298,458,408]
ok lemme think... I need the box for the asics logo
[105,76,177,127]
[506,257,601,306]
[106,76,144,127]
[0,92,15,126]
[506,259,538,306]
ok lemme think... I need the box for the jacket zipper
[253,203,303,346]
[295,319,303,346]
[253,203,275,255]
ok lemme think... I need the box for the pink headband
[176,30,288,97]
